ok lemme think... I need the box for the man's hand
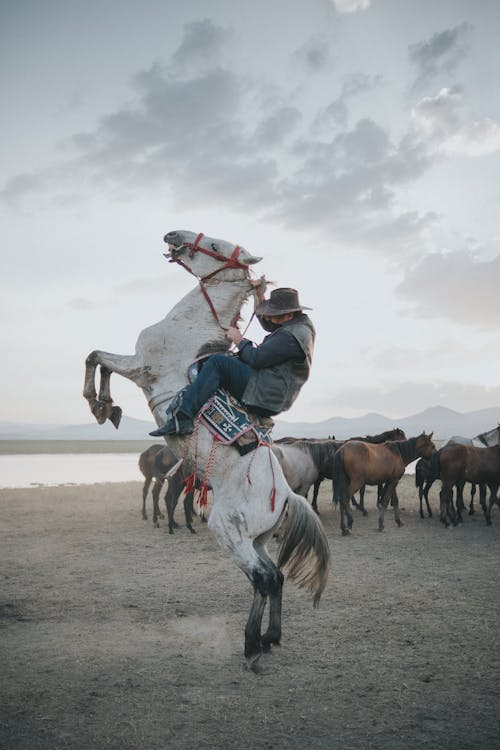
[226,325,243,345]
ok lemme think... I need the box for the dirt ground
[1,476,499,750]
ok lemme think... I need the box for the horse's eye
[211,243,220,253]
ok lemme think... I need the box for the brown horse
[138,444,200,534]
[436,444,500,527]
[332,432,436,534]
[344,428,407,515]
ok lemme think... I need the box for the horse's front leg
[311,479,321,514]
[83,350,147,426]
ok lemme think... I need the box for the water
[0,450,419,489]
[0,454,142,488]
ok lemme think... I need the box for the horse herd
[139,424,500,536]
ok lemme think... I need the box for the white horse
[446,425,500,448]
[83,230,330,668]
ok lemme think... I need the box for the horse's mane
[386,436,417,463]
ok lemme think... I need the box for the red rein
[167,233,250,330]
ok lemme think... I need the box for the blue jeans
[180,354,253,418]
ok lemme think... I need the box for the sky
[1,0,500,426]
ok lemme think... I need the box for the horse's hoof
[188,526,197,535]
[142,514,148,520]
[486,519,492,526]
[396,520,403,527]
[246,653,263,673]
[158,512,165,520]
[168,528,174,535]
[341,529,350,536]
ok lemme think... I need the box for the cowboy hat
[255,287,312,316]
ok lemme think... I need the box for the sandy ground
[1,476,499,750]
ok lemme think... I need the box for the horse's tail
[426,449,442,483]
[276,492,330,608]
[332,448,348,506]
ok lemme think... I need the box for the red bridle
[165,233,251,329]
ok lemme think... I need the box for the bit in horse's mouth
[164,242,181,260]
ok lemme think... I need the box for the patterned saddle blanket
[199,389,274,455]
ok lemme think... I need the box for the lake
[0,453,143,488]
[0,450,418,488]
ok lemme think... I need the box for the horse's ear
[428,431,433,439]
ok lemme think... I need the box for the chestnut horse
[332,433,436,534]
[436,444,500,527]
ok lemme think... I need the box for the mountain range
[1,405,499,441]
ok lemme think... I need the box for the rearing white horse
[83,230,330,668]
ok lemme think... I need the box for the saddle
[199,389,274,456]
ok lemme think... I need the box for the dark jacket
[236,314,315,415]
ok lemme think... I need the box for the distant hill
[1,405,499,441]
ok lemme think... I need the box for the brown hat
[255,287,312,316]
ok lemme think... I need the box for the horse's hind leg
[183,490,197,534]
[256,544,284,652]
[424,481,433,517]
[378,480,397,532]
[311,479,321,514]
[151,479,165,528]
[484,483,498,526]
[142,477,152,519]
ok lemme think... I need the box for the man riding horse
[150,287,315,437]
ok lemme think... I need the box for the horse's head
[163,230,262,281]
[416,431,436,459]
[393,428,407,441]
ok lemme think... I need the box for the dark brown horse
[332,432,436,534]
[138,444,200,534]
[415,456,484,520]
[436,444,500,527]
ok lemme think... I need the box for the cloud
[396,251,500,329]
[293,36,332,72]
[170,18,231,73]
[314,72,384,131]
[408,22,472,92]
[0,19,444,258]
[329,0,370,13]
[0,172,45,207]
[411,86,500,157]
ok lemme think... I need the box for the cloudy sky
[2,0,500,427]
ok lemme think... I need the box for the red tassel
[270,488,276,512]
[183,472,196,495]
[197,484,209,508]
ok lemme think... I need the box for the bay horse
[138,444,200,534]
[344,428,407,515]
[332,433,436,534]
[415,456,484,520]
[419,425,500,521]
[436,444,500,527]
[83,230,330,668]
